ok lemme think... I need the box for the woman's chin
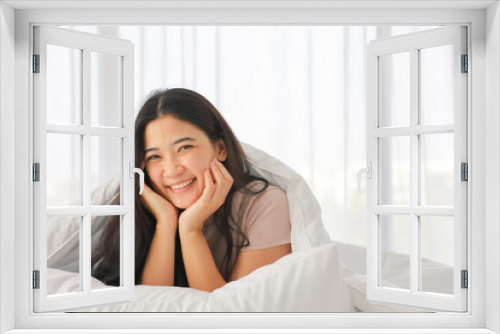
[170,197,197,210]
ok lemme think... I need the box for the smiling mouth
[169,178,196,190]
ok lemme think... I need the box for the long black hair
[92,88,268,287]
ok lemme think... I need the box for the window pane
[47,216,81,295]
[91,136,121,205]
[421,133,454,206]
[46,44,82,125]
[420,216,454,295]
[47,133,81,206]
[379,215,410,290]
[91,215,121,290]
[91,52,122,128]
[420,44,454,125]
[379,51,410,128]
[379,136,411,205]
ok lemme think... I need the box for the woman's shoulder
[233,180,291,249]
[237,179,285,198]
[233,179,288,213]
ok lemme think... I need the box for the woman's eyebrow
[144,147,158,154]
[172,137,196,146]
[144,138,196,154]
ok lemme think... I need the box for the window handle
[130,162,144,195]
[357,162,372,194]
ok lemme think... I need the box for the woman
[93,88,291,292]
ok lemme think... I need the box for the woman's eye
[146,155,160,161]
[179,145,193,152]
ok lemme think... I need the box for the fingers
[203,168,215,195]
[140,183,160,208]
[209,159,233,203]
[208,160,226,188]
[198,159,233,207]
[211,159,233,184]
[218,161,233,185]
[139,183,155,211]
[141,183,152,198]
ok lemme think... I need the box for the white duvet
[50,243,350,312]
[46,143,452,313]
[48,241,451,313]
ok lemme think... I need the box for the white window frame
[0,1,499,333]
[32,25,135,313]
[366,26,468,312]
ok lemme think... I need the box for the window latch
[130,162,144,195]
[357,162,372,194]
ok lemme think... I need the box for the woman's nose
[161,156,183,177]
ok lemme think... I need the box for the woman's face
[143,114,227,209]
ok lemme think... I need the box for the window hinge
[461,54,468,73]
[33,270,40,289]
[461,162,468,182]
[33,54,40,73]
[461,270,468,289]
[33,163,40,182]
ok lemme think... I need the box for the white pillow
[208,243,350,312]
[51,243,350,312]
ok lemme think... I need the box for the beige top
[202,180,292,279]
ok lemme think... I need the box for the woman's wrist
[179,222,204,240]
[155,215,178,231]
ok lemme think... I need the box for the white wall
[486,3,500,333]
[0,2,16,333]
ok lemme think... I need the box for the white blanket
[49,243,352,312]
[47,241,453,313]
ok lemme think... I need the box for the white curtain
[61,25,437,249]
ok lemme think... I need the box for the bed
[46,143,452,313]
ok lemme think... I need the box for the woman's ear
[215,139,228,162]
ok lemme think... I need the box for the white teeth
[170,178,195,189]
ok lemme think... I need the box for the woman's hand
[179,158,234,235]
[140,180,179,228]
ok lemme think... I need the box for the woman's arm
[140,218,177,286]
[179,229,226,292]
[139,182,179,286]
[177,159,233,291]
[180,232,291,290]
[229,243,291,281]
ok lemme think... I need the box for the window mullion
[410,47,419,294]
[82,47,91,208]
[46,124,130,137]
[372,206,454,216]
[82,47,91,295]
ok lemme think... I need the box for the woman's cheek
[146,165,161,185]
